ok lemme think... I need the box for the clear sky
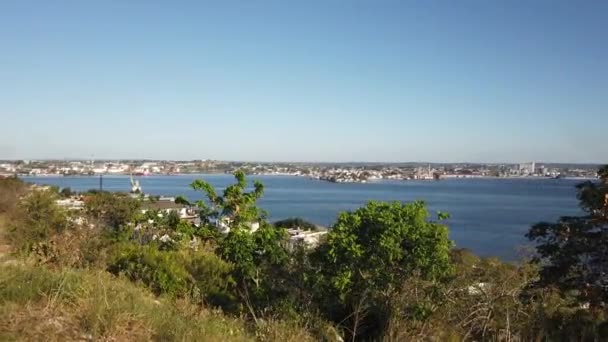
[0,1,606,163]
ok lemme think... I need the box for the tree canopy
[190,170,265,228]
[310,200,453,339]
[527,165,608,306]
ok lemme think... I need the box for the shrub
[107,243,190,297]
[273,217,318,231]
[84,192,140,229]
[0,176,27,214]
[183,251,237,309]
[7,190,69,253]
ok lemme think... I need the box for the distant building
[284,228,328,251]
[141,200,198,220]
[518,162,535,176]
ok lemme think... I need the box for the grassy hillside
[0,264,254,341]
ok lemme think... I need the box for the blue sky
[0,1,606,163]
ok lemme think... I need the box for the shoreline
[17,173,598,181]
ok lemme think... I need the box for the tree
[310,201,453,340]
[527,165,608,307]
[85,192,140,230]
[190,170,265,227]
[186,171,288,319]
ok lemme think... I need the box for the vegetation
[0,176,27,214]
[0,264,253,341]
[1,166,608,340]
[274,217,318,230]
[527,166,608,307]
[309,201,452,339]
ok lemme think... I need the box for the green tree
[186,171,288,319]
[527,165,608,307]
[85,192,140,230]
[190,170,266,226]
[310,201,453,340]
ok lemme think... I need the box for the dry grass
[0,214,13,263]
[0,264,318,341]
[0,264,253,341]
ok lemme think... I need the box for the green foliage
[185,171,289,317]
[190,170,266,227]
[85,192,140,229]
[0,264,255,341]
[184,251,236,308]
[310,200,453,339]
[7,189,69,253]
[107,243,190,296]
[174,195,191,206]
[527,164,608,306]
[107,242,236,307]
[10,172,608,340]
[274,217,318,230]
[164,210,181,230]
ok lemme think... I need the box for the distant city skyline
[1,1,606,164]
[0,158,602,166]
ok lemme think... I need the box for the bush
[0,176,27,214]
[59,187,73,198]
[7,189,70,253]
[273,217,318,230]
[184,251,237,309]
[31,226,113,268]
[107,243,190,297]
[84,192,140,229]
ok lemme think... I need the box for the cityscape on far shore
[0,159,600,183]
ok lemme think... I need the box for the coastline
[17,173,598,182]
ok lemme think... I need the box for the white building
[285,228,328,250]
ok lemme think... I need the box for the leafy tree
[310,201,453,340]
[85,192,140,230]
[190,170,265,227]
[527,165,608,307]
[185,171,288,319]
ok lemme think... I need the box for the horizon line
[0,158,604,166]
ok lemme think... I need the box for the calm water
[21,174,584,261]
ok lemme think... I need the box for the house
[285,228,328,250]
[141,200,198,220]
